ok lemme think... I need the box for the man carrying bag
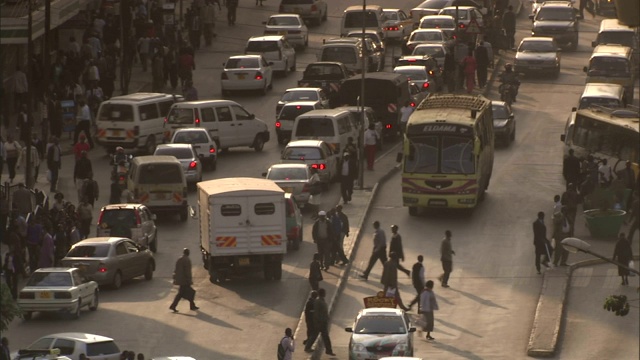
[170,248,199,312]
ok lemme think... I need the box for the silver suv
[279,0,328,25]
[97,204,158,252]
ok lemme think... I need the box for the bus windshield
[405,135,475,174]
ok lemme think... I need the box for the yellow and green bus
[399,94,494,215]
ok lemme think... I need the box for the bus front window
[405,136,438,174]
[442,136,475,174]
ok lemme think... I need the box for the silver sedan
[154,143,203,186]
[264,163,322,207]
[515,37,561,77]
[263,14,309,49]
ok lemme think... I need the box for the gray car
[263,163,322,207]
[154,143,203,187]
[96,203,158,252]
[515,37,561,77]
[61,237,155,289]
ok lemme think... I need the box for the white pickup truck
[198,177,287,283]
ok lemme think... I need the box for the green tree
[0,282,22,331]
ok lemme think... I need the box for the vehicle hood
[516,51,557,61]
[350,333,409,353]
[493,118,511,127]
[533,20,574,29]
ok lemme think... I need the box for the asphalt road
[4,0,639,359]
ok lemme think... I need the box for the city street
[3,0,639,359]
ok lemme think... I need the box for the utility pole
[25,0,34,188]
[43,0,51,142]
[358,0,366,190]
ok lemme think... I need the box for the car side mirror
[582,66,588,73]
[409,327,417,333]
[529,14,534,20]
[262,21,267,25]
[396,152,403,162]
[262,172,267,177]
[345,327,353,332]
[560,134,566,142]
[249,114,255,119]
[591,41,596,47]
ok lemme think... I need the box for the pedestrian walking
[303,290,318,347]
[334,205,350,265]
[138,36,151,72]
[277,328,295,360]
[389,225,411,276]
[419,280,439,340]
[38,223,55,269]
[73,134,91,161]
[26,219,43,271]
[17,104,30,144]
[202,1,219,46]
[17,142,40,184]
[12,183,33,217]
[189,11,202,50]
[360,221,387,280]
[152,50,165,93]
[73,98,94,148]
[178,49,195,87]
[82,174,100,207]
[226,0,238,25]
[439,230,455,288]
[309,253,323,291]
[552,207,570,266]
[561,183,579,229]
[364,123,378,171]
[475,41,489,88]
[74,151,93,202]
[409,255,426,308]
[502,6,516,50]
[170,248,199,312]
[4,135,21,183]
[612,233,633,285]
[8,66,28,110]
[304,288,336,356]
[3,247,18,299]
[312,211,335,270]
[76,198,93,239]
[381,252,410,311]
[533,211,551,274]
[463,49,477,93]
[339,152,357,204]
[46,136,62,193]
[1,337,11,360]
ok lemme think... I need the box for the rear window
[282,90,319,102]
[26,272,72,287]
[268,167,308,180]
[597,32,634,48]
[440,9,469,20]
[395,69,427,80]
[414,45,445,57]
[344,11,379,28]
[246,40,279,52]
[282,147,323,160]
[138,164,183,184]
[100,209,137,227]
[86,341,121,357]
[155,147,194,159]
[173,131,210,144]
[296,118,335,137]
[492,105,510,118]
[279,105,314,120]
[98,103,135,122]
[578,97,622,110]
[226,57,260,68]
[421,18,454,28]
[410,31,443,42]
[167,108,194,125]
[67,244,111,257]
[588,57,630,77]
[321,47,357,64]
[268,16,301,26]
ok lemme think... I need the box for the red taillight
[386,124,392,129]
[19,292,35,299]
[133,126,139,136]
[422,82,430,89]
[310,163,326,170]
[410,102,416,107]
[255,72,263,80]
[311,4,317,11]
[98,264,108,273]
[275,121,282,128]
[164,117,167,123]
[189,161,197,169]
[134,209,142,226]
[295,105,301,109]
[221,73,229,80]
[194,109,200,126]
[98,210,105,224]
[119,175,125,182]
[407,59,417,62]
[209,146,215,154]
[459,23,465,29]
[195,118,200,124]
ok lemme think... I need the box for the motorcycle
[110,154,133,189]
[499,83,517,106]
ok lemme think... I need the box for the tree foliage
[603,295,630,316]
[0,282,23,331]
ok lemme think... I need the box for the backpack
[276,337,287,360]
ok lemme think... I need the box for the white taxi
[221,55,274,96]
[345,308,416,359]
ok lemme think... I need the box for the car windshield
[98,103,134,122]
[421,18,454,28]
[518,40,556,52]
[166,108,194,125]
[173,131,209,144]
[268,16,301,26]
[578,97,622,110]
[226,57,260,69]
[354,315,407,334]
[303,65,345,79]
[282,90,319,102]
[536,7,574,21]
[99,209,138,228]
[492,105,510,118]
[418,0,450,9]
[155,147,194,159]
[27,272,73,287]
[414,45,444,57]
[279,105,314,120]
[295,118,335,136]
[67,244,111,257]
[86,342,120,357]
[405,134,475,174]
[411,31,443,42]
[598,32,634,48]
[321,47,357,64]
[268,167,308,180]
[246,40,279,52]
[282,147,323,160]
[138,164,183,184]
[395,69,427,80]
[588,57,630,77]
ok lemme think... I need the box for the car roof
[228,54,263,60]
[282,101,321,107]
[285,87,322,93]
[591,44,632,57]
[173,99,238,107]
[156,143,193,150]
[421,14,455,20]
[268,14,302,19]
[249,35,285,41]
[132,155,182,165]
[360,307,404,316]
[34,268,78,273]
[599,18,635,32]
[521,36,555,42]
[269,163,309,170]
[582,83,625,97]
[173,127,209,133]
[394,65,428,72]
[101,203,145,210]
[539,1,574,8]
[414,43,445,48]
[286,140,326,148]
[106,93,179,103]
[412,28,445,33]
[36,333,116,343]
[492,100,508,107]
[441,5,476,10]
[74,237,129,245]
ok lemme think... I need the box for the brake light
[459,23,465,29]
[386,124,392,129]
[119,175,125,182]
[19,292,35,299]
[54,292,72,299]
[98,263,108,273]
[311,4,317,11]
[97,210,105,224]
[296,105,301,109]
[275,121,282,128]
[209,146,216,154]
[422,82,430,89]
[189,161,197,169]
[164,117,167,123]
[133,126,139,136]
[407,59,417,62]
[134,209,142,226]
[311,163,327,170]
[221,73,229,80]
[255,72,263,80]
[410,102,416,107]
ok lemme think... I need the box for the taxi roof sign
[363,291,397,308]
[466,19,481,34]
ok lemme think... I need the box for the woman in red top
[178,49,195,87]
[463,49,477,94]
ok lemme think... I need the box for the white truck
[198,177,287,283]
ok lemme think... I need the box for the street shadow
[174,310,243,330]
[431,341,486,360]
[98,278,171,303]
[448,287,508,309]
[434,292,455,306]
[436,318,482,338]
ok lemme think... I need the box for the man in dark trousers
[308,253,323,291]
[170,248,199,312]
[533,212,551,274]
[381,252,410,311]
[303,290,318,346]
[360,221,387,280]
[409,255,426,308]
[304,288,335,356]
[439,230,455,288]
[389,225,410,276]
[339,152,358,204]
[312,211,334,271]
[73,151,93,202]
[335,205,350,265]
[47,136,62,192]
[226,0,238,25]
[563,149,581,187]
[475,41,490,88]
[502,6,516,50]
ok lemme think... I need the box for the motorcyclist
[499,63,520,102]
[113,147,128,165]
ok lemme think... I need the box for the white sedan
[171,127,218,171]
[263,14,308,49]
[221,55,274,96]
[17,268,99,320]
[382,9,413,41]
[13,333,121,360]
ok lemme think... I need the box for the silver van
[341,5,385,40]
[319,38,365,75]
[578,83,626,110]
[291,108,358,156]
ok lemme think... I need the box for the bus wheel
[408,206,418,216]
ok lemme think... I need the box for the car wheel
[150,231,158,252]
[145,136,156,154]
[144,261,154,280]
[24,312,33,320]
[89,290,99,311]
[72,299,81,319]
[253,135,265,152]
[112,271,123,289]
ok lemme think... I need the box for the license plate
[283,187,293,193]
[39,291,51,299]
[279,31,287,35]
[239,257,250,266]
[528,66,542,70]
[156,193,166,200]
[237,74,245,80]
[113,130,121,136]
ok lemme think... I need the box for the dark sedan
[492,101,515,145]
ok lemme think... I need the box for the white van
[578,83,627,110]
[164,100,270,152]
[127,155,189,221]
[95,93,183,154]
[291,108,358,155]
[341,5,385,39]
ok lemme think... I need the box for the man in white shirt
[399,100,414,133]
[363,123,378,171]
[598,158,612,187]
